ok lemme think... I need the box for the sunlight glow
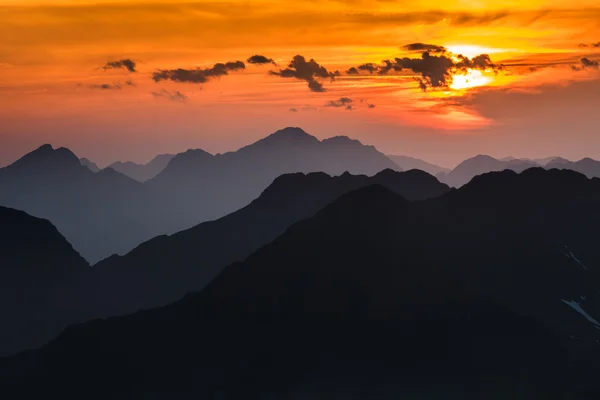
[450,69,493,90]
[445,45,506,58]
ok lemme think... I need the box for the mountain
[387,154,450,175]
[79,158,100,172]
[0,145,161,263]
[547,157,600,179]
[145,127,402,227]
[3,168,600,398]
[0,169,448,356]
[0,206,88,356]
[83,169,449,319]
[107,154,174,182]
[1,129,402,263]
[441,154,539,187]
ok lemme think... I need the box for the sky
[0,0,599,168]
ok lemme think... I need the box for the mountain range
[0,128,401,263]
[0,168,449,355]
[2,168,599,398]
[386,154,450,176]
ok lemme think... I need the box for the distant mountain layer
[2,168,600,398]
[0,127,401,262]
[0,206,87,356]
[0,169,449,356]
[387,154,450,175]
[106,154,174,182]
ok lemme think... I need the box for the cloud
[152,89,189,102]
[270,55,339,92]
[581,57,599,68]
[103,59,137,73]
[326,97,353,109]
[403,43,446,53]
[368,103,376,109]
[572,57,600,71]
[247,55,276,65]
[346,67,360,75]
[89,83,122,90]
[152,61,245,84]
[357,63,379,74]
[289,107,298,112]
[578,42,600,48]
[347,49,502,90]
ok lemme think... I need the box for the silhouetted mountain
[441,154,539,187]
[3,168,599,398]
[387,154,450,175]
[0,168,447,356]
[0,206,88,356]
[84,169,449,317]
[1,129,402,263]
[79,158,100,172]
[547,157,600,179]
[107,154,174,182]
[0,145,161,263]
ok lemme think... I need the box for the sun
[450,69,492,90]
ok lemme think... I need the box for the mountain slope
[107,154,174,182]
[0,145,167,263]
[0,206,88,356]
[79,158,100,172]
[547,157,600,179]
[84,169,449,319]
[3,168,600,398]
[442,154,539,187]
[387,154,450,175]
[146,127,401,224]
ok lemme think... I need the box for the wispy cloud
[152,61,245,84]
[151,89,189,102]
[103,59,137,73]
[270,55,340,92]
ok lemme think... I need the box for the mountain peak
[8,144,81,172]
[254,127,320,146]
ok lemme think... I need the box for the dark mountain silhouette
[79,157,100,172]
[146,127,401,224]
[387,154,450,175]
[107,154,174,182]
[547,157,600,179]
[441,154,539,187]
[0,145,162,263]
[3,168,600,398]
[84,169,449,318]
[0,129,402,262]
[0,169,448,356]
[0,206,88,356]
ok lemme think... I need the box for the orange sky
[1,0,599,167]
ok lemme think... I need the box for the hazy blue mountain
[3,168,599,398]
[79,158,100,172]
[0,144,160,264]
[146,127,402,226]
[107,154,174,182]
[387,154,450,175]
[547,157,600,179]
[441,154,539,187]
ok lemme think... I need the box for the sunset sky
[1,0,599,167]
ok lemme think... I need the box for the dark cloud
[581,57,599,68]
[270,55,337,92]
[578,42,600,48]
[368,103,376,109]
[346,50,502,90]
[346,67,360,75]
[403,43,447,53]
[152,61,245,84]
[103,59,137,73]
[326,97,353,108]
[357,63,379,74]
[247,55,276,65]
[289,107,298,112]
[151,89,189,102]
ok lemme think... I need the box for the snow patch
[564,245,588,270]
[562,299,600,328]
